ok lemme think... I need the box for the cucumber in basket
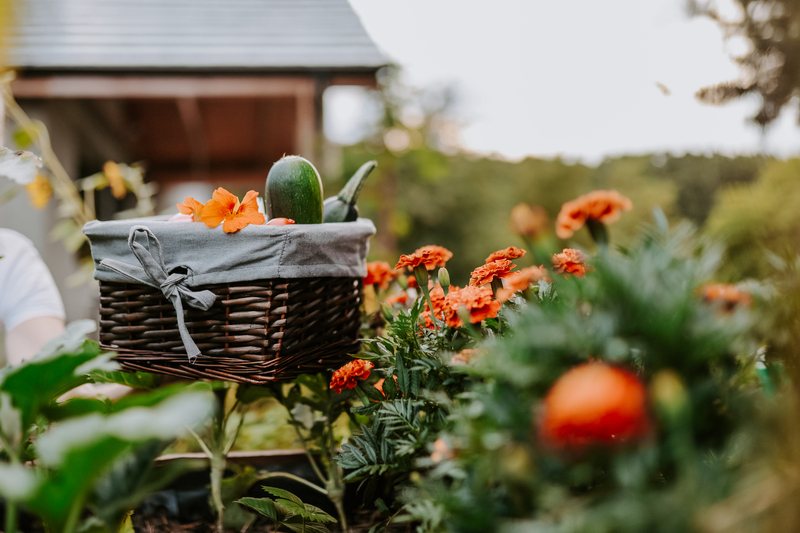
[323,160,377,223]
[265,155,323,224]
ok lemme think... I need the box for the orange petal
[177,196,206,222]
[238,190,260,214]
[211,187,238,213]
[201,199,229,228]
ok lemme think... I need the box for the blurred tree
[691,0,800,126]
[706,158,800,280]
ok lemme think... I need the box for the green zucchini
[323,160,377,222]
[265,156,323,224]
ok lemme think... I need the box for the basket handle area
[99,225,217,361]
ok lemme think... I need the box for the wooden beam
[295,83,315,158]
[10,75,316,99]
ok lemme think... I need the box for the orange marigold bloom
[406,275,419,289]
[470,259,516,287]
[510,203,549,240]
[444,285,501,327]
[330,359,375,394]
[201,188,265,233]
[395,245,453,271]
[26,174,52,209]
[177,196,206,222]
[364,261,398,290]
[496,265,551,302]
[538,362,651,452]
[552,249,590,277]
[701,283,752,312]
[556,190,632,239]
[450,348,486,365]
[486,247,527,263]
[383,292,409,307]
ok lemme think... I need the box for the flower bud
[397,275,409,290]
[438,267,451,292]
[650,369,689,425]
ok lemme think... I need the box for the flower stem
[414,265,439,331]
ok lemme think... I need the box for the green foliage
[0,322,215,533]
[237,486,337,533]
[398,220,763,532]
[707,158,800,281]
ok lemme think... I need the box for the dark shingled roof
[7,0,387,71]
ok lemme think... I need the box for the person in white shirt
[0,228,66,365]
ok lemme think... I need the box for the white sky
[325,0,800,163]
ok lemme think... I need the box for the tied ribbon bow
[99,226,216,361]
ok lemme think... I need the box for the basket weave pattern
[99,277,363,384]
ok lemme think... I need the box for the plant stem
[5,501,16,533]
[262,472,328,495]
[211,388,228,533]
[288,414,328,486]
[414,266,439,331]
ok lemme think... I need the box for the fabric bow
[100,225,217,361]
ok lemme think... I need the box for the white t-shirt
[0,229,66,331]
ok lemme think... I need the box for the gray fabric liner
[83,216,375,287]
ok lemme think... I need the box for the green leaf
[89,370,159,390]
[361,382,386,402]
[262,486,304,506]
[382,375,398,399]
[396,352,410,396]
[283,515,333,533]
[0,462,41,501]
[237,497,279,520]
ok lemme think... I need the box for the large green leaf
[19,390,214,532]
[237,497,281,521]
[0,321,101,428]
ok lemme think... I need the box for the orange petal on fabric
[177,196,206,222]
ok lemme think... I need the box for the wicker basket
[85,217,374,385]
[98,277,362,385]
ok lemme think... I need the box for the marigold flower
[430,438,453,463]
[26,174,52,209]
[701,283,752,312]
[103,161,127,199]
[450,348,486,365]
[177,196,206,222]
[538,362,651,452]
[556,190,632,239]
[486,247,527,263]
[552,249,590,277]
[364,261,398,290]
[406,275,418,289]
[469,259,516,287]
[395,245,453,271]
[496,265,551,302]
[202,188,265,233]
[510,203,549,240]
[383,292,409,307]
[330,359,375,394]
[444,285,501,327]
[421,284,448,329]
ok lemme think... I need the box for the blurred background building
[1,0,386,322]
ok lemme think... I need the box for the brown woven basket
[99,276,363,385]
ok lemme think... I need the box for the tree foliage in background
[691,0,800,126]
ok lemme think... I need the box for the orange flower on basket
[444,285,501,327]
[496,265,551,302]
[383,292,409,307]
[330,359,375,394]
[177,196,206,222]
[552,249,590,277]
[556,190,632,239]
[470,259,516,287]
[201,188,266,233]
[701,283,752,312]
[395,245,453,271]
[364,261,398,290]
[538,362,651,453]
[486,247,527,263]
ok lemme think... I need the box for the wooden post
[295,85,315,159]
